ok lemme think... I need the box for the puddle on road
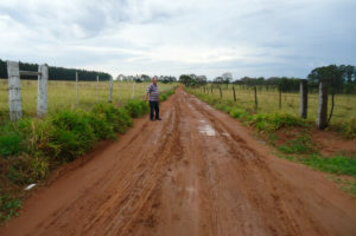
[199,124,216,136]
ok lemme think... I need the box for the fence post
[75,72,79,105]
[316,80,328,129]
[300,79,308,119]
[279,85,282,109]
[211,84,213,94]
[219,86,222,98]
[254,85,258,110]
[108,77,113,102]
[232,86,236,102]
[37,64,48,117]
[131,82,136,98]
[7,61,23,121]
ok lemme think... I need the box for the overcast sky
[0,0,355,79]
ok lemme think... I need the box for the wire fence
[0,79,176,120]
[191,84,356,124]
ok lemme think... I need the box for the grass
[0,84,176,224]
[186,86,356,196]
[0,80,176,122]
[188,85,356,137]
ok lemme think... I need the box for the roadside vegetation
[0,88,176,224]
[187,88,356,196]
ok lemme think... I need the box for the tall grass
[0,80,176,121]
[191,85,356,125]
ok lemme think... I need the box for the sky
[0,0,355,80]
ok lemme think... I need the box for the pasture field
[189,84,356,125]
[0,79,176,120]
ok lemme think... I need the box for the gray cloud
[0,0,355,79]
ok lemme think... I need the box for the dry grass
[0,79,175,120]
[193,85,356,124]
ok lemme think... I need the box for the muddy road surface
[1,89,355,236]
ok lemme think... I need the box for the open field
[0,79,176,120]
[189,84,356,125]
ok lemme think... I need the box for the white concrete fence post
[108,76,113,103]
[7,61,23,121]
[37,64,48,117]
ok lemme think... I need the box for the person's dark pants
[149,101,160,120]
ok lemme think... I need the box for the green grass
[188,85,356,137]
[277,136,314,154]
[187,86,356,195]
[0,85,176,224]
[0,193,21,222]
[301,155,356,176]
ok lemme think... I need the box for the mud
[1,89,355,236]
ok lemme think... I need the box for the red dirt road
[1,89,355,236]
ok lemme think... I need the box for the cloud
[0,0,355,79]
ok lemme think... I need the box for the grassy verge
[187,88,356,196]
[0,87,176,224]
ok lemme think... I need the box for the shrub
[250,113,305,132]
[230,108,249,119]
[7,154,49,184]
[0,132,22,158]
[49,110,97,161]
[124,100,149,118]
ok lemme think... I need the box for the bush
[7,154,49,184]
[124,100,149,118]
[230,108,249,119]
[0,132,22,158]
[50,110,97,161]
[249,113,305,132]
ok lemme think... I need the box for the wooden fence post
[316,80,328,129]
[300,79,308,119]
[75,72,79,105]
[108,77,113,102]
[7,61,23,121]
[96,75,99,103]
[254,85,258,110]
[232,86,236,102]
[131,82,136,98]
[37,64,48,117]
[211,84,213,94]
[219,86,222,98]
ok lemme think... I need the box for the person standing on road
[145,77,161,121]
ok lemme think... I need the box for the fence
[1,61,176,122]
[194,81,355,129]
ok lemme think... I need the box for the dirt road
[1,89,355,236]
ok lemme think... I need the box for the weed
[0,193,21,222]
[277,136,314,154]
[302,154,356,176]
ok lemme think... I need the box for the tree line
[179,64,356,93]
[0,59,111,81]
